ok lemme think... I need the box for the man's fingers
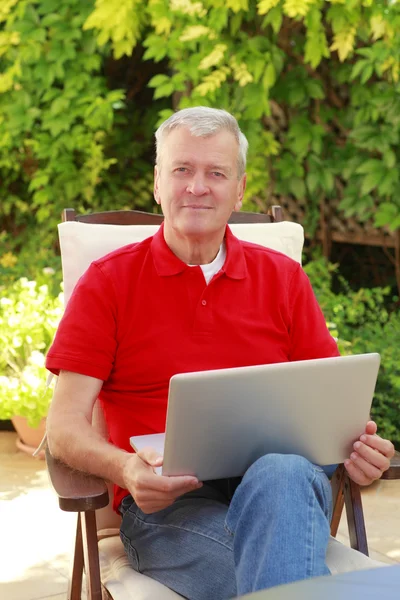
[344,459,374,486]
[364,421,377,436]
[133,474,202,513]
[143,472,202,494]
[353,441,391,472]
[345,423,394,487]
[138,446,164,467]
[358,434,395,459]
[347,452,383,482]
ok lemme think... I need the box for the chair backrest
[59,208,304,304]
[58,208,304,530]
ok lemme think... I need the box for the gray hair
[155,107,248,178]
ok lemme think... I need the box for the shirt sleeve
[45,262,118,380]
[288,264,340,361]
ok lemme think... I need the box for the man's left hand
[344,420,395,486]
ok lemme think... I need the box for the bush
[305,255,400,449]
[0,275,63,426]
[2,0,400,289]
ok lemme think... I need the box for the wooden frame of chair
[47,206,400,600]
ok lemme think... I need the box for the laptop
[130,353,380,481]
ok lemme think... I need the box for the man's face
[154,127,246,239]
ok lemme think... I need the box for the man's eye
[176,167,188,172]
[212,172,223,177]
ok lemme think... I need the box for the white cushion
[99,535,183,599]
[326,536,386,575]
[58,220,304,304]
[98,535,386,600]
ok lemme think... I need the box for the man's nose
[186,175,209,196]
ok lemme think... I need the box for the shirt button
[201,300,207,306]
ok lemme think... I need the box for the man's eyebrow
[171,160,232,174]
[210,164,232,174]
[171,161,193,168]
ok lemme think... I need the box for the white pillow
[58,220,304,305]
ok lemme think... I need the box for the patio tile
[337,478,400,564]
[0,561,68,600]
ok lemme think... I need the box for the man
[46,107,394,599]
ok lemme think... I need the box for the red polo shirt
[46,224,339,511]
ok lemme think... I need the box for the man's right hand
[123,447,203,514]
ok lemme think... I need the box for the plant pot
[11,416,46,459]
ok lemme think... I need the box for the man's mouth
[183,205,212,209]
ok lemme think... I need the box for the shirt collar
[151,222,247,280]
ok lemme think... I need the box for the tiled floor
[1,430,400,600]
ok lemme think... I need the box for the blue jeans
[119,454,334,600]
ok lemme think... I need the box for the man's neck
[163,224,225,265]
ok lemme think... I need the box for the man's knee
[243,453,317,487]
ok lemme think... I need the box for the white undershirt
[188,241,227,285]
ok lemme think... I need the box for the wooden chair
[46,207,400,600]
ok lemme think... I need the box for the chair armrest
[381,451,400,480]
[46,447,109,512]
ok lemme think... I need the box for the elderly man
[46,107,394,599]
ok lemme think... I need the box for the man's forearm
[47,412,130,488]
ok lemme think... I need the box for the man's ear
[154,165,161,205]
[234,174,246,212]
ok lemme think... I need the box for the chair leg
[68,513,84,600]
[81,510,103,600]
[343,473,369,556]
[330,465,345,537]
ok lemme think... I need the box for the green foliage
[86,0,400,230]
[0,275,63,426]
[0,0,159,284]
[305,255,400,449]
[2,1,400,289]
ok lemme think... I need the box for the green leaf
[262,6,283,35]
[360,64,374,84]
[360,171,384,196]
[383,150,396,169]
[289,177,306,200]
[262,63,276,90]
[356,159,385,175]
[306,171,320,194]
[306,79,325,100]
[148,74,170,88]
[374,202,399,227]
[153,82,174,100]
[378,170,399,196]
[350,59,369,80]
[322,170,334,193]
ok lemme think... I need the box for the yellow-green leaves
[304,6,329,68]
[226,0,249,12]
[231,57,254,86]
[370,15,386,42]
[0,0,19,23]
[180,25,212,42]
[330,25,356,61]
[283,0,316,19]
[170,0,207,17]
[0,30,20,57]
[83,0,145,59]
[0,60,21,93]
[257,0,280,15]
[194,66,230,95]
[199,44,227,69]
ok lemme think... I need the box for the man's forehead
[165,126,236,145]
[162,128,238,167]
